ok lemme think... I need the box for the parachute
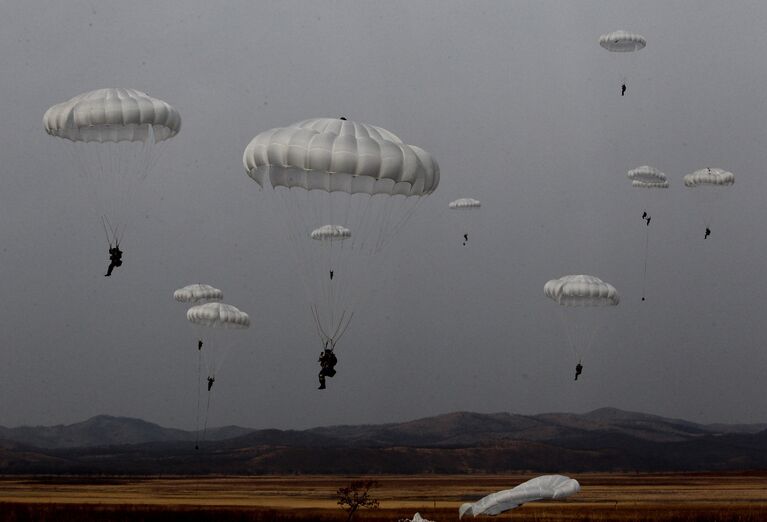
[186,302,249,446]
[459,475,580,518]
[599,30,646,96]
[174,283,224,446]
[244,117,438,354]
[599,30,647,52]
[449,198,481,246]
[44,88,180,249]
[627,167,668,301]
[544,275,619,366]
[684,168,734,239]
[174,284,224,304]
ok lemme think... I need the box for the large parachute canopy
[244,117,438,351]
[544,275,620,307]
[599,30,646,52]
[627,166,668,188]
[459,475,580,518]
[174,284,224,304]
[44,88,180,248]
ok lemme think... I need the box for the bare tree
[336,479,380,522]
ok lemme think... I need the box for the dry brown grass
[0,473,766,521]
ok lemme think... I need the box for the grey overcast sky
[1,0,766,430]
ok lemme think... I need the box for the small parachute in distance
[627,166,668,189]
[174,284,224,304]
[311,225,351,241]
[459,475,580,518]
[599,30,646,52]
[187,302,250,329]
[683,167,734,187]
[599,30,646,97]
[544,275,619,307]
[448,198,481,209]
[449,198,481,246]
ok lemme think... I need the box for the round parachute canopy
[627,166,669,188]
[243,117,440,196]
[174,284,223,304]
[599,30,646,52]
[449,198,481,209]
[44,88,181,143]
[683,168,734,188]
[187,303,250,329]
[311,225,351,241]
[459,475,580,518]
[544,275,620,307]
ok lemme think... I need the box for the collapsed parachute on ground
[599,30,646,52]
[44,88,180,249]
[400,513,433,522]
[459,475,580,518]
[244,117,438,352]
[174,284,224,304]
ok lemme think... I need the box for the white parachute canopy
[684,168,735,233]
[627,166,668,189]
[244,117,439,350]
[311,225,351,241]
[186,303,250,378]
[544,275,620,307]
[449,198,481,246]
[401,514,433,522]
[683,167,734,187]
[44,88,180,246]
[449,198,481,209]
[599,30,646,52]
[545,275,619,362]
[459,475,580,518]
[174,284,224,304]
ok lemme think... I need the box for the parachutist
[574,362,583,381]
[104,245,123,276]
[318,347,338,389]
[645,215,651,226]
[621,83,627,96]
[705,227,711,239]
[207,376,215,391]
[642,211,647,219]
[330,270,334,280]
[198,339,203,350]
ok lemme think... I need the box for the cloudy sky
[2,0,766,431]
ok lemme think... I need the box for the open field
[1,473,767,521]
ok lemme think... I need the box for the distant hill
[1,408,766,474]
[0,415,251,449]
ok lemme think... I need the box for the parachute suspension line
[201,388,212,448]
[641,225,649,301]
[384,196,424,252]
[555,307,579,361]
[194,346,202,450]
